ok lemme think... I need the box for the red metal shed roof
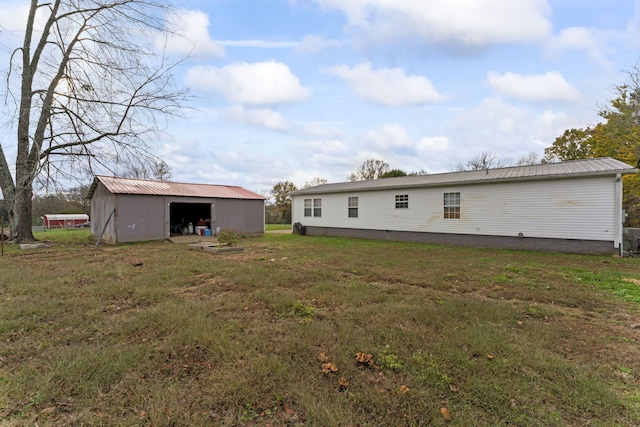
[87,176,265,200]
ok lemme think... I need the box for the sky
[3,0,640,197]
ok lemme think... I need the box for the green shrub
[217,228,239,246]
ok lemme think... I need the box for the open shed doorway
[169,202,212,235]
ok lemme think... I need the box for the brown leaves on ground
[440,407,452,421]
[318,352,339,374]
[355,352,374,367]
[321,362,338,374]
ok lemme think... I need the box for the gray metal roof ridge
[291,157,638,195]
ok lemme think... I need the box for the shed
[42,214,89,229]
[87,176,265,244]
[291,158,638,254]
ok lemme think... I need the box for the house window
[348,196,358,218]
[444,192,460,219]
[304,198,312,217]
[313,198,322,217]
[395,194,408,209]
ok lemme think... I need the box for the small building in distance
[291,158,637,255]
[41,214,89,229]
[87,175,265,244]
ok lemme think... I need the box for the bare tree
[516,152,539,166]
[303,177,327,188]
[0,0,188,242]
[455,151,511,171]
[122,157,173,181]
[348,159,390,181]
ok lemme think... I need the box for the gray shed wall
[90,182,117,244]
[213,199,265,234]
[116,194,167,243]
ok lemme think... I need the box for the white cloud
[185,61,311,106]
[362,124,414,150]
[487,71,581,103]
[290,137,352,179]
[417,135,449,153]
[327,62,443,106]
[0,2,28,32]
[294,35,345,53]
[452,98,537,152]
[163,9,225,58]
[224,106,289,131]
[218,40,298,48]
[544,27,611,68]
[627,2,640,49]
[314,0,552,50]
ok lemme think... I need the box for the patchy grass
[1,233,640,426]
[265,223,291,231]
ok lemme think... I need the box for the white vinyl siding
[292,176,617,242]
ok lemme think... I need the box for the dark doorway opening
[169,202,211,235]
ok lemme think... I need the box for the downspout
[614,174,623,256]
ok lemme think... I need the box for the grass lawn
[1,230,640,426]
[265,224,291,231]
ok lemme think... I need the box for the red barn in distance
[41,214,89,229]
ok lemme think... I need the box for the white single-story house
[87,175,265,244]
[290,158,638,254]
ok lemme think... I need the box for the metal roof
[87,176,265,200]
[291,157,638,196]
[42,214,89,221]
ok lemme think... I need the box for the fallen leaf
[338,377,349,391]
[397,385,410,395]
[487,354,494,360]
[317,352,329,363]
[355,352,374,366]
[321,362,338,374]
[440,407,451,421]
[448,384,459,393]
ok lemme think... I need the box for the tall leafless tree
[348,159,389,181]
[0,0,188,242]
[455,151,511,171]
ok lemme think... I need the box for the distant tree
[408,168,429,176]
[516,152,539,166]
[270,181,297,224]
[542,81,640,225]
[31,185,90,224]
[303,177,328,188]
[122,158,173,181]
[543,128,595,162]
[152,159,173,181]
[348,159,390,181]
[456,151,511,171]
[380,169,408,178]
